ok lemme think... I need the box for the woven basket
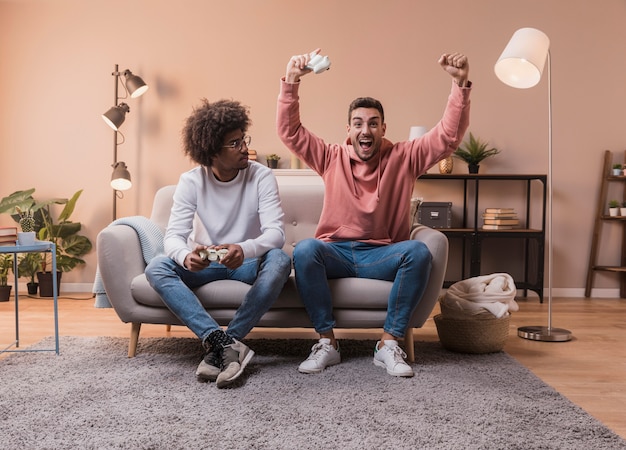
[434,313,510,354]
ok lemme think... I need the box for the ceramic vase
[439,156,453,174]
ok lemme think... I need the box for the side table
[0,241,59,354]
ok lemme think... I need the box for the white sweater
[164,162,286,267]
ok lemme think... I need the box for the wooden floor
[1,294,625,440]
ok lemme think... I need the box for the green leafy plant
[17,252,43,285]
[0,254,13,287]
[454,132,500,165]
[609,200,620,208]
[0,189,92,273]
[613,164,623,170]
[266,154,281,161]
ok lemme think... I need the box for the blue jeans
[293,239,432,338]
[145,248,291,341]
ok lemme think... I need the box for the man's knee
[407,240,431,261]
[293,238,324,267]
[145,255,173,281]
[265,248,292,274]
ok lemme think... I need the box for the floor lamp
[495,27,572,342]
[101,64,149,221]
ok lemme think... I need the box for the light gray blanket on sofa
[93,216,164,308]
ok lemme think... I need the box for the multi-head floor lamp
[101,64,149,221]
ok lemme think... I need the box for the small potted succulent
[266,154,281,169]
[608,199,620,217]
[612,164,623,176]
[15,206,36,246]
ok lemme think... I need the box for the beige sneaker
[215,340,254,388]
[195,348,222,382]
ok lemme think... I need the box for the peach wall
[1,0,625,295]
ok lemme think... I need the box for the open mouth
[359,138,373,150]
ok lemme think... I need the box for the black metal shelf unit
[417,173,547,301]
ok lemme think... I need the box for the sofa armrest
[96,225,148,323]
[408,225,449,327]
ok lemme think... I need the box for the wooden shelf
[586,149,626,298]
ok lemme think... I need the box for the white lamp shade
[495,28,550,89]
[408,126,428,141]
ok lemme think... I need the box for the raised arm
[285,48,321,83]
[438,52,470,87]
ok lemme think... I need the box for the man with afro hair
[146,99,291,388]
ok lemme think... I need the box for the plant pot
[609,207,619,217]
[0,285,12,302]
[27,282,39,295]
[267,160,279,169]
[620,208,626,216]
[468,163,480,174]
[37,271,61,297]
[613,169,623,176]
[17,231,36,246]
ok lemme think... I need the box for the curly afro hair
[182,99,251,167]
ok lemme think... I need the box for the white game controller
[199,248,228,262]
[306,53,331,74]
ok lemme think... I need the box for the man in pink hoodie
[277,49,471,377]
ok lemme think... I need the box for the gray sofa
[96,183,449,360]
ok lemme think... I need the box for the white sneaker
[298,338,341,374]
[373,340,414,377]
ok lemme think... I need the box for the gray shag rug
[1,336,624,450]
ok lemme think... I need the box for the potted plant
[266,154,281,169]
[454,132,500,173]
[18,252,43,295]
[0,189,92,297]
[0,253,13,302]
[612,164,623,176]
[620,201,626,217]
[609,199,620,217]
[15,206,36,246]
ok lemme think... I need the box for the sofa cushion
[131,274,392,310]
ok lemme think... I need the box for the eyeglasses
[222,135,251,151]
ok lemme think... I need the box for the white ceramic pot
[17,231,36,246]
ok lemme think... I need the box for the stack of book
[0,226,18,245]
[482,208,519,230]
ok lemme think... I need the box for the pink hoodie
[276,79,471,244]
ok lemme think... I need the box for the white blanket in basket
[442,273,519,319]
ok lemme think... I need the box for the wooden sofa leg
[404,328,415,363]
[165,325,171,332]
[128,322,141,358]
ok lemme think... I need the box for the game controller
[306,53,331,74]
[199,248,228,262]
